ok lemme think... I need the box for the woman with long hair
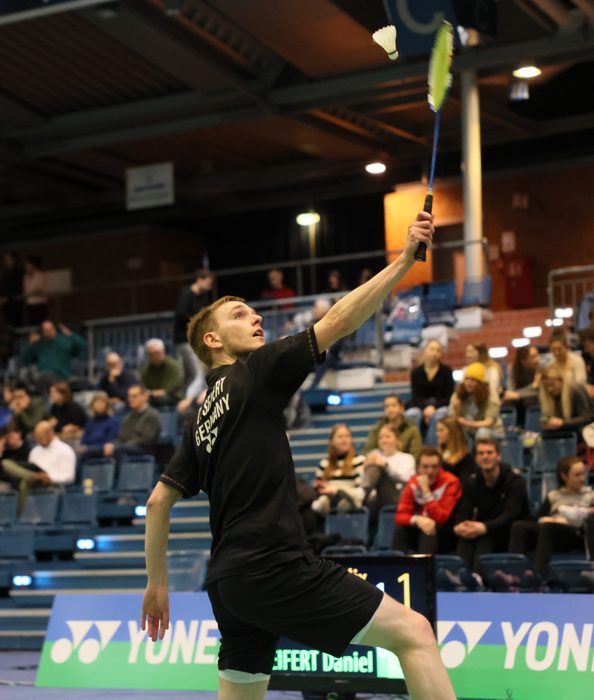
[435,416,477,484]
[48,381,87,440]
[548,331,587,386]
[311,423,365,515]
[448,363,504,439]
[503,345,542,426]
[465,342,502,397]
[539,365,591,436]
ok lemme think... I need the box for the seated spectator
[0,384,13,428]
[98,352,139,409]
[49,382,87,440]
[548,330,587,386]
[503,345,542,426]
[579,328,594,399]
[465,342,502,397]
[436,416,477,485]
[9,383,48,436]
[454,438,530,570]
[406,340,454,438]
[79,392,120,453]
[260,268,295,309]
[140,339,183,407]
[103,385,161,459]
[509,457,594,574]
[364,394,422,459]
[393,447,461,554]
[361,424,416,515]
[28,421,76,487]
[448,363,504,440]
[0,424,31,489]
[311,424,365,515]
[539,366,592,436]
[23,255,48,326]
[21,320,87,392]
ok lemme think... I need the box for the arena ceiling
[1,0,594,240]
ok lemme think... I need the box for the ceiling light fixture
[296,212,320,226]
[365,162,387,175]
[513,65,542,79]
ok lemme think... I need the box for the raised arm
[314,212,433,352]
[142,481,181,642]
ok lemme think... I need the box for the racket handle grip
[414,194,433,262]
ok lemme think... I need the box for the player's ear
[203,331,223,350]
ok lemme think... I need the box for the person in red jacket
[393,446,461,554]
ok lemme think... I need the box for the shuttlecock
[372,25,398,61]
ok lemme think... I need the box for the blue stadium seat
[325,507,369,545]
[168,552,209,592]
[372,505,396,550]
[81,459,116,493]
[159,409,178,443]
[537,434,578,471]
[320,545,368,557]
[546,560,594,593]
[478,553,543,592]
[0,492,18,527]
[460,276,492,307]
[18,491,60,527]
[499,435,523,469]
[117,456,156,493]
[0,528,35,560]
[525,406,542,433]
[500,405,518,433]
[435,555,483,592]
[59,492,98,526]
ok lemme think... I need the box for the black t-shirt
[50,401,88,432]
[173,287,213,344]
[160,327,324,585]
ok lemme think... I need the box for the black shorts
[206,551,384,675]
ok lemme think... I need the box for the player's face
[214,302,264,356]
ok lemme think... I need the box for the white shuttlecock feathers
[372,25,398,61]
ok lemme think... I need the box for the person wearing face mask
[509,457,594,574]
[393,447,461,554]
[539,365,591,437]
[448,363,504,440]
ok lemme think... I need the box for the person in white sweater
[361,424,416,516]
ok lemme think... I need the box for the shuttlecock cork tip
[372,25,398,61]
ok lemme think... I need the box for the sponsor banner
[38,592,594,699]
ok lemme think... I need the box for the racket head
[428,21,454,113]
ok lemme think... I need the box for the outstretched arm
[314,212,433,353]
[142,481,181,642]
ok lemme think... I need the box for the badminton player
[142,210,456,700]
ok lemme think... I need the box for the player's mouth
[253,329,264,338]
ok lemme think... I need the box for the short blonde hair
[187,295,244,367]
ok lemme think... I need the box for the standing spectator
[503,345,542,425]
[21,320,87,391]
[436,416,477,485]
[579,328,594,399]
[79,392,120,455]
[311,424,365,515]
[324,270,347,299]
[454,438,530,570]
[0,251,24,327]
[406,340,454,439]
[361,424,416,514]
[103,385,161,459]
[358,268,373,286]
[393,447,461,554]
[174,269,214,397]
[23,256,49,325]
[10,383,48,436]
[448,363,504,440]
[98,351,139,409]
[48,382,87,440]
[548,330,587,386]
[539,366,592,437]
[260,269,295,309]
[509,457,594,574]
[140,339,183,407]
[364,394,422,459]
[27,421,76,486]
[465,342,502,398]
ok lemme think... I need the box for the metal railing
[547,264,594,324]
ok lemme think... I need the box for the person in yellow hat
[448,362,504,439]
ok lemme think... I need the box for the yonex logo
[437,621,492,668]
[50,620,121,664]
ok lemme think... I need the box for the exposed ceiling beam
[570,0,594,20]
[512,0,559,30]
[0,93,44,129]
[530,0,573,26]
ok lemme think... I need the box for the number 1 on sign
[397,572,410,608]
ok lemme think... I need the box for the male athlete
[142,211,456,700]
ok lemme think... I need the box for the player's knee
[392,607,435,655]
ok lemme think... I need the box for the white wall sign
[126,162,175,211]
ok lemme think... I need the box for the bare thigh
[218,677,269,700]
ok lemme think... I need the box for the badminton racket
[415,20,454,262]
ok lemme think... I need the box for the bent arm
[313,212,433,352]
[145,482,181,587]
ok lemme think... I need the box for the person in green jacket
[363,394,422,459]
[140,338,183,407]
[10,383,49,436]
[21,320,87,392]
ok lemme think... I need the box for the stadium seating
[546,559,594,593]
[499,434,524,470]
[18,491,60,527]
[81,458,116,492]
[478,553,543,592]
[435,555,483,592]
[524,406,542,433]
[500,405,518,433]
[117,456,156,493]
[325,507,370,545]
[59,492,98,527]
[460,276,492,307]
[0,491,19,527]
[372,505,397,550]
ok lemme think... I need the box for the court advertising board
[37,590,594,700]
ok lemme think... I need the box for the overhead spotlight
[509,80,529,101]
[365,162,387,175]
[296,212,320,226]
[523,326,542,338]
[512,338,530,348]
[488,347,509,359]
[554,307,574,319]
[513,65,541,79]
